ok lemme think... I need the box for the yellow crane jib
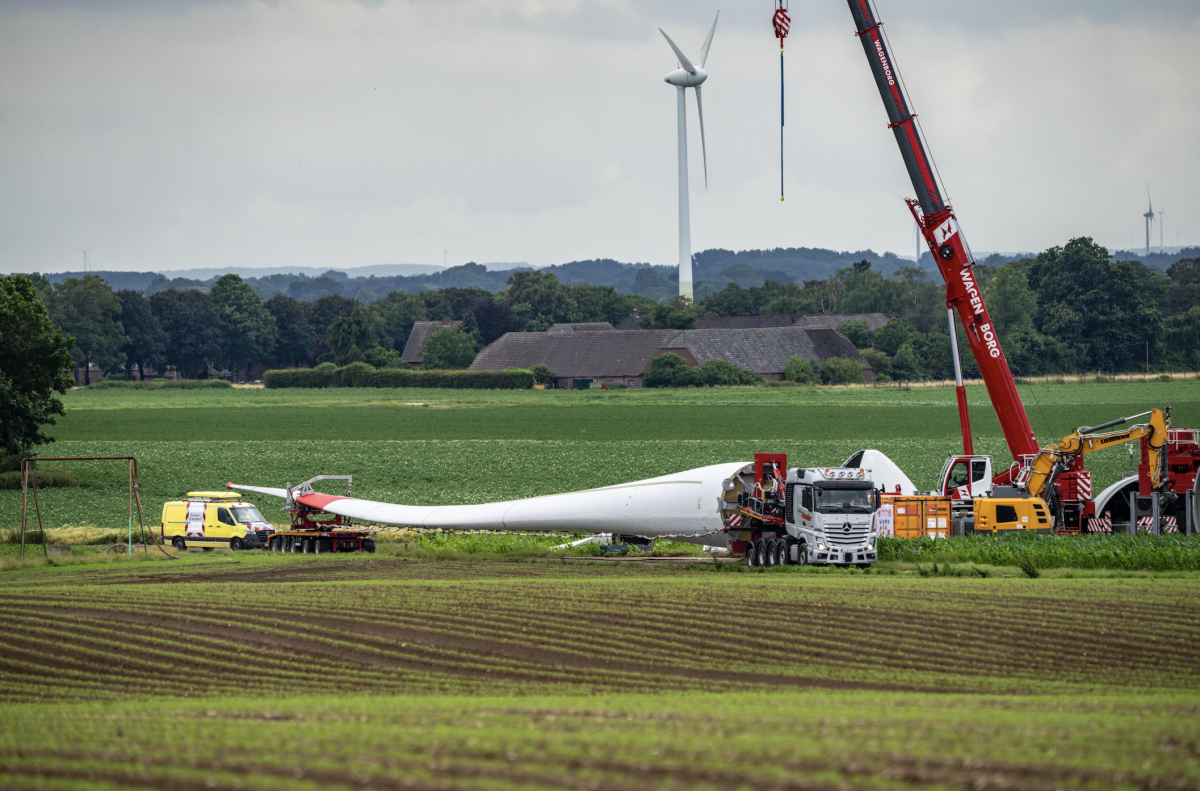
[1023,408,1171,499]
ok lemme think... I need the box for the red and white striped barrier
[1075,474,1092,499]
[1086,513,1112,533]
[1136,516,1179,533]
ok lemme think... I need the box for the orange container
[880,495,952,538]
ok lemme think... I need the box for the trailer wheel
[172,537,186,551]
[230,538,244,551]
[362,539,376,553]
[762,539,776,567]
[269,536,282,552]
[302,539,313,554]
[315,539,331,554]
[746,544,758,567]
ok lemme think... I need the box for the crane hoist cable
[773,1,790,201]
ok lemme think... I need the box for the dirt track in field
[1,559,1198,703]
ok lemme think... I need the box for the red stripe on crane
[296,493,350,510]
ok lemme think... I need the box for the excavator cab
[939,455,992,500]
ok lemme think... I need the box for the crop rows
[1,569,1197,704]
[3,689,1199,791]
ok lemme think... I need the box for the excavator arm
[1024,409,1171,499]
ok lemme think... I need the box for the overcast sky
[1,0,1196,274]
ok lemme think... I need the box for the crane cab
[939,455,993,500]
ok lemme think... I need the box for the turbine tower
[660,12,718,302]
[66,241,97,272]
[1143,187,1155,258]
[1158,198,1167,253]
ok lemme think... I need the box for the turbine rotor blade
[700,11,719,67]
[659,28,696,74]
[695,84,708,188]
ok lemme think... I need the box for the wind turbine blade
[695,85,708,188]
[659,28,696,74]
[700,11,719,67]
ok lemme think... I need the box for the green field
[0,559,1197,789]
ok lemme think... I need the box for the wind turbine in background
[660,12,718,302]
[66,241,97,272]
[1143,186,1155,258]
[1158,198,1167,253]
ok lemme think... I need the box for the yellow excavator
[1022,408,1171,504]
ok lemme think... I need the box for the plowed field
[2,559,1198,789]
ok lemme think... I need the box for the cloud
[0,0,1196,273]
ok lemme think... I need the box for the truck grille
[826,523,870,547]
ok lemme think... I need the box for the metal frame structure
[19,456,175,560]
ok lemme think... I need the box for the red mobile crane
[844,0,1197,533]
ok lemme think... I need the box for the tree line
[12,236,1200,388]
[644,238,1199,380]
[16,271,666,382]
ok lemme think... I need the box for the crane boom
[846,0,1040,463]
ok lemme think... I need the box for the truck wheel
[776,542,790,566]
[795,543,808,566]
[230,538,243,551]
[172,536,187,551]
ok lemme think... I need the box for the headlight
[817,542,826,550]
[866,541,875,551]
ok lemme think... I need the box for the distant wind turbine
[65,240,97,272]
[1158,198,1167,253]
[1143,186,1155,257]
[660,11,718,302]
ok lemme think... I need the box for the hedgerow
[263,365,534,390]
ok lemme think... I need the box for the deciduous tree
[40,274,127,385]
[210,274,278,382]
[150,289,221,378]
[0,275,76,454]
[324,306,377,366]
[419,327,477,370]
[264,294,316,368]
[117,289,166,380]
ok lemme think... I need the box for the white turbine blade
[700,11,719,67]
[695,84,708,188]
[659,28,696,74]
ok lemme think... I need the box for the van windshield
[814,487,876,514]
[231,505,266,524]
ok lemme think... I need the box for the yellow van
[161,491,276,551]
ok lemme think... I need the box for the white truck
[724,454,881,568]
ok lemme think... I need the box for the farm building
[469,325,870,388]
[402,318,462,368]
[615,311,889,331]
